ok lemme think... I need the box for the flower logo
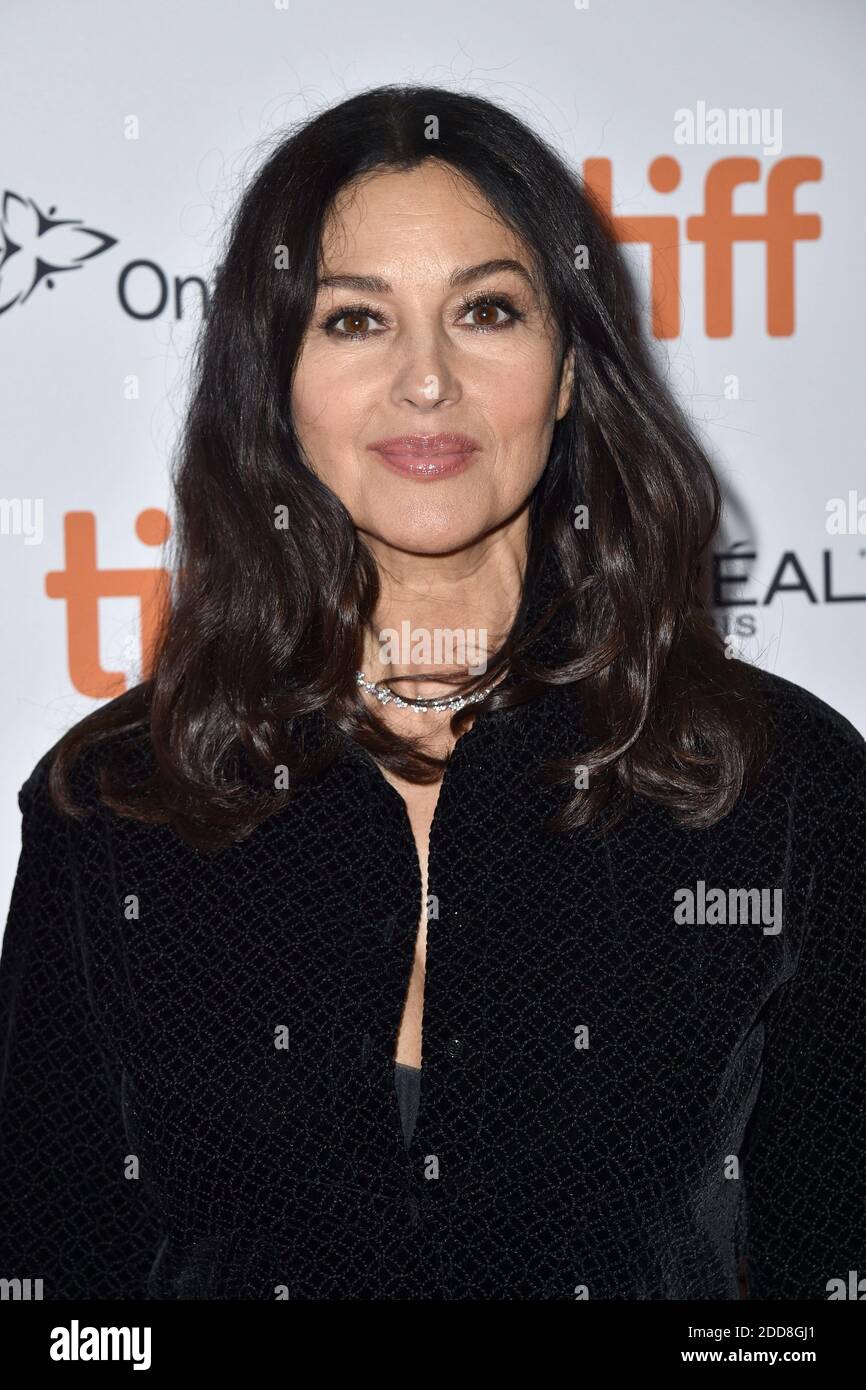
[0,189,117,314]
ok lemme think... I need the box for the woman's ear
[556,345,575,420]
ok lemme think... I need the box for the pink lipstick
[367,432,481,480]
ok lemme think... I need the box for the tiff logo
[582,154,821,338]
[45,508,171,698]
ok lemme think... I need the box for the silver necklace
[355,669,499,714]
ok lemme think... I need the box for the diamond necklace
[355,669,499,714]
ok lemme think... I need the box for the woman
[1,84,864,1301]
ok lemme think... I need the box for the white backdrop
[2,0,864,925]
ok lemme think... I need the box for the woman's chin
[359,515,493,557]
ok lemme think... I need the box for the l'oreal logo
[713,542,866,607]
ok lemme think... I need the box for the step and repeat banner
[2,0,863,919]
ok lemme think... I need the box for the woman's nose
[387,322,463,409]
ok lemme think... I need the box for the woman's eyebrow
[316,258,536,294]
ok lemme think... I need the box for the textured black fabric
[1,568,865,1300]
[393,1063,422,1150]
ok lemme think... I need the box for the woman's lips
[367,433,480,480]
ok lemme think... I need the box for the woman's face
[291,160,573,558]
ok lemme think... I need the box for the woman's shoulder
[18,687,158,819]
[17,684,311,827]
[747,664,866,806]
[748,663,864,749]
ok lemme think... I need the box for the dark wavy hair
[49,82,768,851]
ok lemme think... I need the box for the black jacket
[1,587,865,1300]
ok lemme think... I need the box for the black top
[1,559,865,1300]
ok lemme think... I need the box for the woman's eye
[458,300,512,329]
[329,311,382,337]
